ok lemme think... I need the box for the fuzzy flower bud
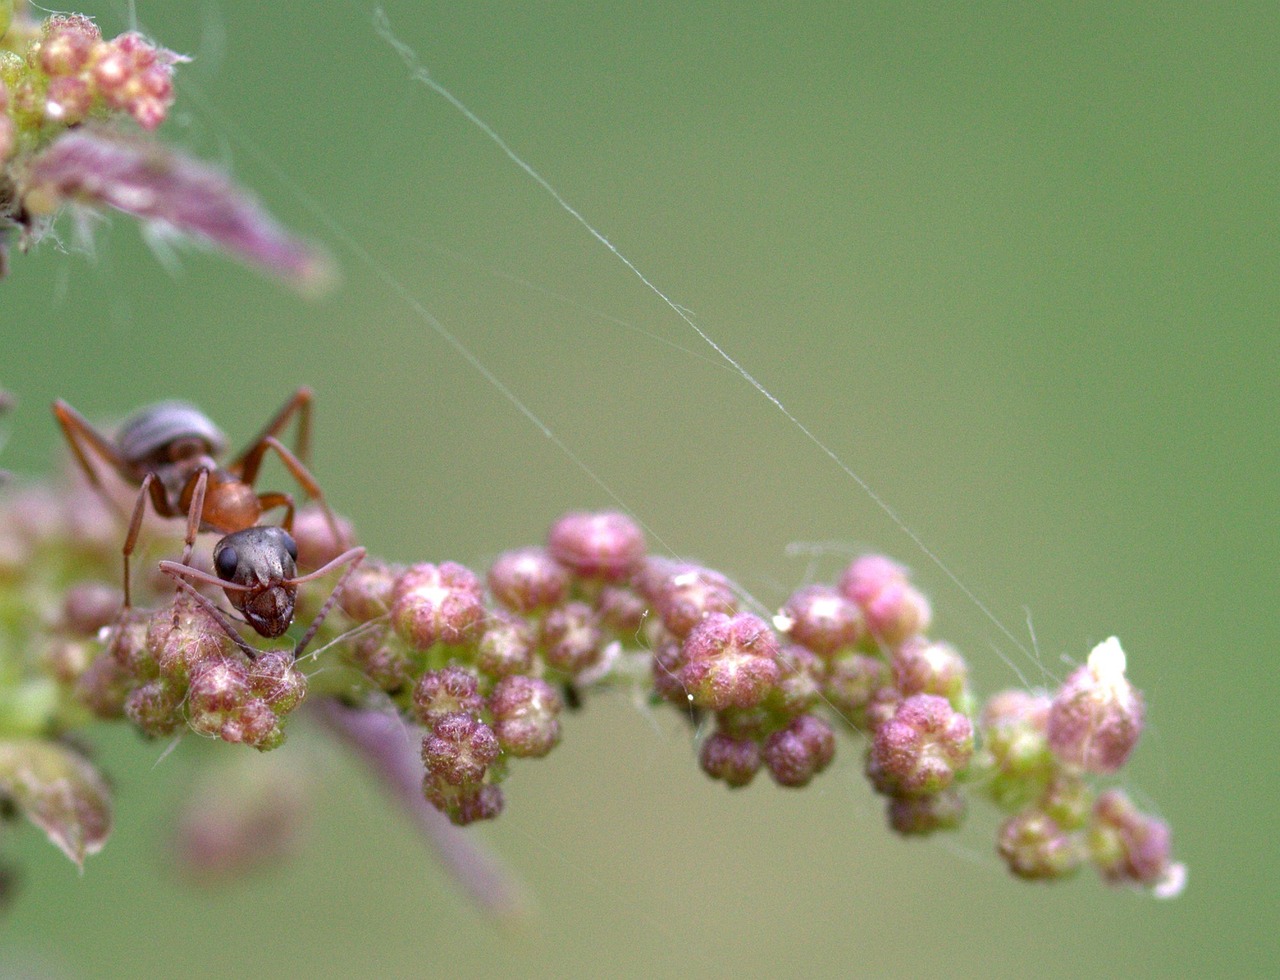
[337,561,398,623]
[75,652,132,719]
[344,630,411,693]
[699,732,762,788]
[475,612,536,678]
[678,613,781,712]
[978,689,1054,810]
[547,511,646,583]
[997,809,1086,881]
[769,645,823,719]
[645,563,737,638]
[147,596,229,683]
[838,554,931,646]
[186,660,282,749]
[540,601,603,674]
[290,504,354,571]
[1047,637,1144,773]
[391,562,486,650]
[247,650,307,715]
[423,779,504,827]
[595,585,648,636]
[185,660,250,735]
[489,675,563,758]
[887,788,967,836]
[60,582,121,637]
[650,634,690,706]
[762,714,836,787]
[123,679,183,736]
[868,694,974,797]
[1089,789,1183,896]
[421,713,500,787]
[774,585,863,657]
[487,547,569,613]
[822,651,891,731]
[892,637,969,705]
[412,666,484,729]
[37,17,99,76]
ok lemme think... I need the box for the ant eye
[283,532,298,562]
[214,546,239,580]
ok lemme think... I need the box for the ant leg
[290,547,365,660]
[119,472,169,610]
[255,491,296,534]
[179,469,210,567]
[239,437,345,546]
[52,400,133,516]
[231,386,313,477]
[168,469,210,634]
[159,565,261,661]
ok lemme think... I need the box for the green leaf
[0,739,112,868]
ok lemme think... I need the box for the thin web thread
[370,6,1035,668]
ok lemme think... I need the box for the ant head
[213,526,300,638]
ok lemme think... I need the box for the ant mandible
[52,388,358,636]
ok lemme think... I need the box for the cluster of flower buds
[0,461,1182,892]
[0,11,183,162]
[1,7,327,289]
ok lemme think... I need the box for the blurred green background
[1,1,1275,976]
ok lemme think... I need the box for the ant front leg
[158,564,262,661]
[290,547,366,660]
[237,436,346,547]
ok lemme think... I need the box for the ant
[160,524,365,661]
[53,389,363,654]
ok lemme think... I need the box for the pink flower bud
[547,511,646,583]
[421,713,500,787]
[487,547,569,613]
[762,714,836,787]
[1089,789,1181,894]
[775,584,863,657]
[892,637,968,704]
[476,612,537,678]
[838,554,931,645]
[540,601,603,674]
[412,666,484,728]
[997,809,1086,881]
[678,613,781,711]
[869,694,973,796]
[647,563,738,638]
[489,675,563,758]
[391,562,486,650]
[699,732,762,788]
[887,788,967,836]
[337,561,398,623]
[1047,637,1144,773]
[822,651,891,731]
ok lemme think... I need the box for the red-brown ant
[53,388,338,608]
[52,389,363,654]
